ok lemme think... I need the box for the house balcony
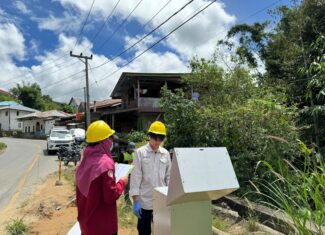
[121,97,162,113]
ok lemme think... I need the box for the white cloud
[55,0,236,60]
[0,23,25,61]
[15,1,32,15]
[0,23,31,90]
[1,0,237,103]
[35,12,82,34]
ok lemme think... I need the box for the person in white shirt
[130,121,171,235]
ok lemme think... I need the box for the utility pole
[8,104,11,132]
[83,87,87,130]
[70,51,93,128]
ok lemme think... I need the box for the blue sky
[0,0,292,102]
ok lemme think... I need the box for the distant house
[90,99,122,121]
[69,97,82,109]
[17,110,71,136]
[0,88,13,97]
[0,102,38,131]
[100,72,185,132]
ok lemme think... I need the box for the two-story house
[99,72,185,132]
[0,101,38,131]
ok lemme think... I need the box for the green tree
[10,83,44,110]
[220,0,325,154]
[10,83,76,113]
[161,58,300,193]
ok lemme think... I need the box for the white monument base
[153,187,212,235]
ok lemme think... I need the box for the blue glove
[133,200,142,218]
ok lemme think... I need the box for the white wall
[22,119,47,133]
[0,109,32,131]
[21,119,56,135]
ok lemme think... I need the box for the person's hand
[133,200,142,218]
[121,175,129,185]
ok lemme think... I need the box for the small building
[0,88,13,97]
[100,72,185,132]
[68,97,82,109]
[0,102,38,131]
[90,99,122,121]
[17,110,71,136]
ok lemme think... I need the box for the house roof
[0,104,38,112]
[0,101,19,106]
[17,110,71,120]
[90,99,122,110]
[69,97,82,106]
[111,72,186,98]
[0,88,12,96]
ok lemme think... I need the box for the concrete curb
[214,195,324,234]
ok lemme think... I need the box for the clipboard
[115,163,134,183]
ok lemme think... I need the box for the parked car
[70,128,86,144]
[47,129,74,154]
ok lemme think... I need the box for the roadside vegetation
[5,218,30,235]
[0,142,7,152]
[0,82,76,113]
[160,0,325,234]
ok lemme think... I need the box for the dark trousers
[137,209,153,235]
[124,175,131,203]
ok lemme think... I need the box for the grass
[19,199,29,209]
[117,199,137,229]
[212,217,230,232]
[6,218,30,235]
[62,168,76,187]
[253,146,325,234]
[0,142,7,152]
[247,217,258,232]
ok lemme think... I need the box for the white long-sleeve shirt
[130,143,171,210]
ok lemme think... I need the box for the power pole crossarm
[70,51,93,129]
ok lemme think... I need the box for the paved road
[0,137,59,212]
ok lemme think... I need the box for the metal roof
[0,104,38,112]
[17,110,71,120]
[111,72,187,98]
[0,101,19,106]
[90,99,122,109]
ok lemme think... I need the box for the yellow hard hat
[148,121,167,136]
[86,120,115,143]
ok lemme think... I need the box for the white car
[70,128,86,143]
[47,129,74,154]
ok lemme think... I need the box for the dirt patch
[0,168,138,235]
[0,169,77,235]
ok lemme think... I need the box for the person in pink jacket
[76,120,128,235]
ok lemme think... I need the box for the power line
[74,0,96,49]
[21,0,142,93]
[95,0,217,85]
[92,0,187,70]
[94,0,144,52]
[82,0,121,52]
[41,70,85,91]
[1,59,81,87]
[52,0,283,99]
[40,0,182,94]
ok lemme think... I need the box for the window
[28,126,30,133]
[25,127,27,133]
[41,125,43,130]
[5,111,8,116]
[18,123,22,128]
[17,111,19,116]
[32,126,35,132]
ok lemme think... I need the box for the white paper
[115,163,134,183]
[67,222,81,235]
